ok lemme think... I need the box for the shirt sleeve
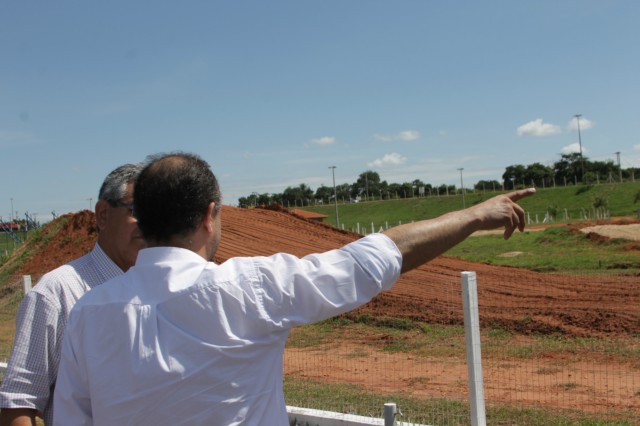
[52,311,92,426]
[0,290,61,413]
[252,233,402,328]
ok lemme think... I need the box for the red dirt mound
[19,210,97,276]
[17,206,640,338]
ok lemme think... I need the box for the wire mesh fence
[283,270,640,425]
[2,267,638,424]
[283,270,473,425]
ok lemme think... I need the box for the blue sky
[2,1,639,222]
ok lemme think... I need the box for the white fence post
[383,402,396,426]
[22,275,32,294]
[462,271,486,426]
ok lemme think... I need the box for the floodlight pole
[458,168,465,209]
[329,166,339,227]
[574,114,585,182]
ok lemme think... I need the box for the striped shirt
[0,243,124,425]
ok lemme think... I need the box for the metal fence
[2,269,638,425]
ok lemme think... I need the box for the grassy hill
[300,181,640,231]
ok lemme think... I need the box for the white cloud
[561,143,588,155]
[308,136,336,146]
[367,152,407,168]
[374,130,421,142]
[634,144,640,152]
[516,119,562,137]
[568,116,594,131]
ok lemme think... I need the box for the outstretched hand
[384,187,536,273]
[471,188,536,239]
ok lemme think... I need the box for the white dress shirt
[53,233,401,426]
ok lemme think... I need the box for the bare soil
[24,209,640,337]
[14,207,640,415]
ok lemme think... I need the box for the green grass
[0,233,21,262]
[284,377,639,425]
[300,183,640,275]
[0,219,69,360]
[445,225,640,275]
[483,329,640,361]
[302,181,640,232]
[289,315,468,357]
[288,318,640,363]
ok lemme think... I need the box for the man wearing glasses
[0,163,146,426]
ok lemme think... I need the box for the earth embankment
[14,205,640,338]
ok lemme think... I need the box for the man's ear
[203,201,217,233]
[95,199,109,232]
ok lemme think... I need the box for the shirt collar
[135,246,209,267]
[90,243,126,287]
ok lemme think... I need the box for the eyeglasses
[109,200,135,217]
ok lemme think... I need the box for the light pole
[365,174,369,200]
[10,197,14,222]
[574,114,585,182]
[457,168,465,208]
[329,166,339,227]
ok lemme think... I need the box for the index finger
[505,187,536,202]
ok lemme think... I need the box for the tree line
[238,153,638,208]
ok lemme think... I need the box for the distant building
[0,222,20,232]
[290,209,328,223]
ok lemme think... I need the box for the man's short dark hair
[134,152,222,243]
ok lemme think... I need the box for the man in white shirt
[53,152,535,426]
[0,163,146,426]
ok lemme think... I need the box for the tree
[353,171,381,199]
[237,192,272,208]
[282,184,314,207]
[474,180,502,191]
[410,179,430,196]
[553,153,585,184]
[589,160,619,182]
[335,183,352,201]
[387,183,402,199]
[314,185,334,203]
[524,163,554,187]
[435,184,455,196]
[270,193,284,205]
[398,182,416,198]
[502,164,526,189]
[237,196,250,208]
[624,167,639,181]
[256,193,272,206]
[378,180,390,199]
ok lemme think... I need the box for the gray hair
[98,163,144,203]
